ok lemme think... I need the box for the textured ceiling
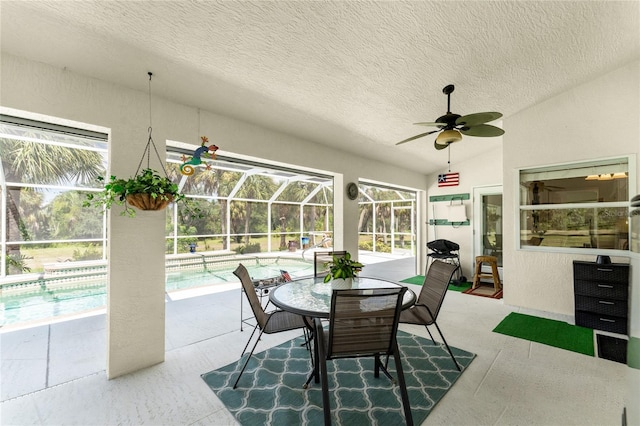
[1,1,639,175]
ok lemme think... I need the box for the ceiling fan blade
[434,140,449,150]
[456,111,502,127]
[413,121,447,128]
[459,124,505,137]
[396,130,440,145]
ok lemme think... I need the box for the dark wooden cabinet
[573,261,629,335]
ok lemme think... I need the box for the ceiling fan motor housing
[435,113,461,128]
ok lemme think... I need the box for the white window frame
[516,155,636,256]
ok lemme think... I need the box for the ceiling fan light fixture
[585,174,599,181]
[395,84,504,149]
[599,173,613,181]
[613,172,628,179]
[436,129,463,144]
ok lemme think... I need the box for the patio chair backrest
[327,287,407,359]
[417,260,458,324]
[234,263,268,328]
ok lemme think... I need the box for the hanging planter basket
[83,72,205,218]
[126,193,173,211]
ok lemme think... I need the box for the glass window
[519,158,629,250]
[165,146,335,255]
[357,183,417,255]
[0,117,108,276]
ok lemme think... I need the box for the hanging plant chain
[134,72,169,178]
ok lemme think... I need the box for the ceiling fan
[396,84,505,150]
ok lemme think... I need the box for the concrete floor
[0,257,627,425]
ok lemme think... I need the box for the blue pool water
[0,258,314,328]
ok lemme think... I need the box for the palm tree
[169,163,240,250]
[48,191,104,240]
[1,135,103,273]
[236,175,275,244]
[277,181,310,249]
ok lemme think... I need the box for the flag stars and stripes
[280,270,292,282]
[438,172,460,187]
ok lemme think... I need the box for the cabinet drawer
[575,295,627,317]
[574,279,628,300]
[575,311,627,334]
[573,263,629,283]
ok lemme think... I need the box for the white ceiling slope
[1,1,639,175]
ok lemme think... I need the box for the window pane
[5,188,103,241]
[519,158,629,251]
[8,242,104,274]
[165,147,338,256]
[520,207,629,250]
[174,199,223,235]
[302,204,330,233]
[237,175,277,201]
[2,117,108,278]
[271,203,301,233]
[0,124,106,186]
[520,159,628,206]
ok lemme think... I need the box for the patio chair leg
[375,355,396,384]
[432,321,461,371]
[233,329,265,389]
[312,318,331,425]
[393,342,414,426]
[424,324,436,343]
[239,323,260,357]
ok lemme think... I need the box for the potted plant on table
[84,168,186,218]
[323,251,364,287]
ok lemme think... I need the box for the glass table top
[269,276,416,318]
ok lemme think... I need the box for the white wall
[502,60,639,316]
[459,67,640,426]
[0,53,429,377]
[426,146,503,279]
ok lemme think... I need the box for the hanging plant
[83,72,204,218]
[84,168,184,217]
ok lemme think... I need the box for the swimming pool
[0,255,314,328]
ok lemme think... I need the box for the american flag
[438,172,459,187]
[280,270,292,282]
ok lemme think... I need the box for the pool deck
[0,255,416,401]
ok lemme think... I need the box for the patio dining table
[269,276,416,385]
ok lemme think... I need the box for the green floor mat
[448,282,472,292]
[493,312,594,356]
[400,275,471,292]
[400,275,425,285]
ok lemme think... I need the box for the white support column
[106,125,166,378]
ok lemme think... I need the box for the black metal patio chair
[398,259,461,371]
[313,287,413,425]
[232,263,309,389]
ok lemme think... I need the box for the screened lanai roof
[166,149,334,204]
[357,182,416,203]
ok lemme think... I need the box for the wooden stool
[472,255,501,291]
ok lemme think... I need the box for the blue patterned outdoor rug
[201,331,475,425]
